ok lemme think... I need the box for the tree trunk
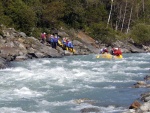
[115,21,118,31]
[121,0,128,32]
[107,0,113,28]
[142,0,145,23]
[118,5,122,31]
[126,4,133,34]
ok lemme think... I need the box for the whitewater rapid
[0,53,149,113]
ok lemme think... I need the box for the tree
[3,0,36,35]
[42,1,66,28]
[107,0,113,28]
[121,0,128,32]
[126,2,133,34]
[0,1,12,26]
[131,23,150,46]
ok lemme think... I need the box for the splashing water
[0,53,149,113]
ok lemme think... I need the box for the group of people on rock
[40,32,74,51]
[100,47,122,56]
[49,34,59,49]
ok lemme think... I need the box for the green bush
[4,0,36,35]
[131,23,150,46]
[88,23,116,45]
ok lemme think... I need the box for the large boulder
[0,57,7,69]
[0,47,20,61]
[129,45,145,53]
[138,102,150,112]
[129,100,141,109]
[39,46,62,58]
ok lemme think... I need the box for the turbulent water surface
[0,53,150,113]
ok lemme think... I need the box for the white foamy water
[0,53,149,113]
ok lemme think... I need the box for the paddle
[96,54,100,58]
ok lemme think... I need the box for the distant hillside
[0,0,150,46]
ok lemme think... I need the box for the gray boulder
[0,57,7,69]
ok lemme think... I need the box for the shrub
[88,23,116,45]
[130,23,150,46]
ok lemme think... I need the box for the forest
[0,0,150,46]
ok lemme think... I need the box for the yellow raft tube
[96,53,123,59]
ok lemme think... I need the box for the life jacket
[66,40,69,46]
[113,48,122,56]
[68,41,73,48]
[62,40,66,45]
[104,49,108,53]
[117,49,122,55]
[50,38,54,43]
[41,33,46,39]
[53,37,58,43]
[100,48,108,54]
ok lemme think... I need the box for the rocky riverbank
[0,25,150,69]
[122,75,150,113]
[0,26,150,113]
[0,26,96,68]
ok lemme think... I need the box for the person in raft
[67,40,74,52]
[100,48,108,54]
[111,48,122,56]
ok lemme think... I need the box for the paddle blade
[96,55,100,58]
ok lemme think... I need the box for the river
[0,53,150,113]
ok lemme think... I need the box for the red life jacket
[104,49,108,53]
[117,49,122,55]
[113,49,122,56]
[41,33,46,39]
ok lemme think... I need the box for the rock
[74,98,94,105]
[34,52,45,58]
[56,46,65,56]
[64,50,73,56]
[139,102,150,112]
[18,38,25,43]
[58,31,69,37]
[144,96,150,102]
[18,32,26,38]
[141,92,150,102]
[73,40,83,46]
[5,42,15,48]
[137,81,147,85]
[80,107,100,113]
[113,40,124,48]
[129,100,141,109]
[144,75,150,81]
[39,46,62,58]
[146,84,150,88]
[15,55,28,61]
[130,45,145,53]
[121,48,131,53]
[143,45,150,52]
[0,47,19,61]
[133,81,147,88]
[0,57,7,69]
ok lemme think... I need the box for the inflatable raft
[58,40,76,53]
[96,53,123,59]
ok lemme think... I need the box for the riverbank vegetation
[0,0,150,46]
